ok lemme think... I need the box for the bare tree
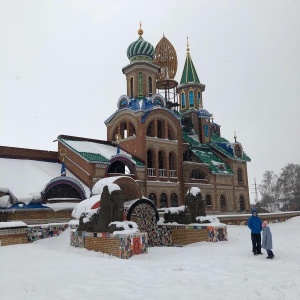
[259,171,280,212]
[277,164,300,210]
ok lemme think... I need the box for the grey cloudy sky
[1,0,299,202]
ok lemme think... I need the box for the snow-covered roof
[0,221,27,228]
[0,158,90,203]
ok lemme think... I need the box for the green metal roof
[57,135,144,166]
[191,148,234,175]
[180,52,200,84]
[210,133,251,162]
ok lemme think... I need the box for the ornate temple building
[0,25,251,215]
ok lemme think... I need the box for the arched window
[167,124,176,140]
[146,120,155,137]
[239,195,245,211]
[148,193,157,206]
[147,149,155,177]
[237,168,243,183]
[107,161,132,174]
[189,91,194,107]
[158,150,166,177]
[234,144,242,158]
[171,193,178,207]
[220,195,226,208]
[205,194,212,206]
[157,120,165,138]
[130,77,134,98]
[190,169,206,180]
[160,193,168,208]
[148,77,152,97]
[181,93,186,109]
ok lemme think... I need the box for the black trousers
[251,233,261,254]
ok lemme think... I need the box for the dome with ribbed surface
[127,25,155,62]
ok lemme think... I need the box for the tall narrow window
[181,93,186,109]
[220,195,226,208]
[197,92,202,107]
[148,193,157,206]
[160,193,168,208]
[189,91,194,107]
[157,120,164,138]
[148,77,152,97]
[205,194,212,206]
[171,193,178,207]
[239,195,245,211]
[130,77,134,98]
[237,168,243,183]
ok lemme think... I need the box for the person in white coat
[262,221,275,259]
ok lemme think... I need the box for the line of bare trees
[258,163,300,212]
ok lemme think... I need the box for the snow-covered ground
[0,217,299,300]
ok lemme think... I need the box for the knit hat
[262,221,268,228]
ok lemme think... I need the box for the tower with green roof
[177,38,205,112]
[122,23,160,99]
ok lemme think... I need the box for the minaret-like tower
[177,38,205,112]
[178,39,213,144]
[122,23,160,99]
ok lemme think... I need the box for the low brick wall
[85,236,120,257]
[0,222,28,246]
[0,231,28,246]
[71,231,148,259]
[158,224,228,246]
[0,222,69,246]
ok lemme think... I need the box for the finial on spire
[187,37,190,53]
[234,131,237,142]
[138,21,143,37]
[211,114,214,122]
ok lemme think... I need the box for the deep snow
[0,217,299,300]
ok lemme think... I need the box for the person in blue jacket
[247,209,263,255]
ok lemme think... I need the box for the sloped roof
[210,134,251,162]
[191,148,234,175]
[180,51,200,84]
[0,157,90,204]
[58,135,144,166]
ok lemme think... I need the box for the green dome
[127,36,155,61]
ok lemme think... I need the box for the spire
[180,37,200,84]
[138,21,143,37]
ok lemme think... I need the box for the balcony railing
[158,169,167,177]
[169,170,177,178]
[147,168,155,177]
[148,168,176,178]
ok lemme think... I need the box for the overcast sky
[1,0,299,202]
